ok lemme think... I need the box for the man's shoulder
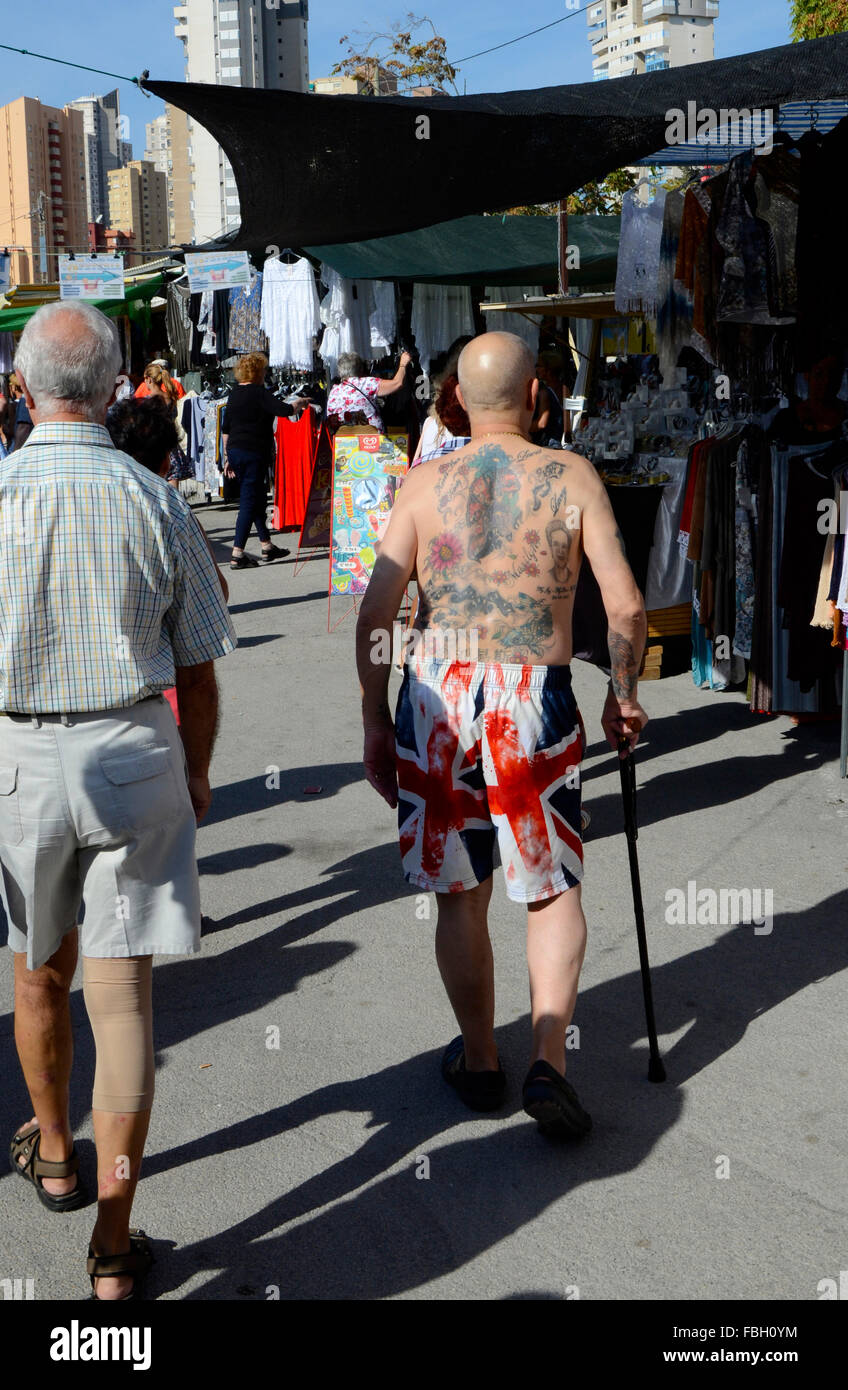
[400,454,446,492]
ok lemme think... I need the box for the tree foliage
[790,0,848,39]
[566,169,637,215]
[332,12,459,95]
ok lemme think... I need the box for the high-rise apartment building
[107,160,169,260]
[173,0,310,244]
[67,89,131,223]
[145,113,169,168]
[0,96,88,285]
[144,104,193,246]
[587,0,719,81]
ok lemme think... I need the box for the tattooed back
[407,438,597,666]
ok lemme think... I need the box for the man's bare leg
[434,877,498,1070]
[89,1107,152,1301]
[527,884,587,1074]
[13,931,79,1198]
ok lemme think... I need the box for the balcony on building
[644,47,670,70]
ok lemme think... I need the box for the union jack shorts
[395,657,584,902]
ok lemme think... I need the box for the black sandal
[230,552,259,569]
[88,1229,154,1301]
[441,1035,506,1112]
[10,1124,88,1212]
[522,1061,592,1138]
[260,543,290,563]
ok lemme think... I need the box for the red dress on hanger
[273,410,319,530]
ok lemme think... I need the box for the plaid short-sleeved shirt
[0,421,237,712]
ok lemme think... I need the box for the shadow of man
[144,888,848,1300]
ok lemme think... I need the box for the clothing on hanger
[483,287,543,354]
[370,281,398,356]
[655,190,693,384]
[228,269,267,354]
[260,255,321,370]
[166,282,192,376]
[318,264,375,379]
[410,283,475,376]
[198,291,216,357]
[615,185,667,318]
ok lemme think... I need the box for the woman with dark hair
[107,396,229,602]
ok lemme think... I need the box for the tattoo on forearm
[608,630,638,701]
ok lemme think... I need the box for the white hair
[338,352,366,380]
[14,300,123,420]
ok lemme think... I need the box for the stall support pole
[558,201,569,297]
[841,646,848,779]
[834,644,839,778]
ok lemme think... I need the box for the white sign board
[58,256,125,301]
[185,250,251,295]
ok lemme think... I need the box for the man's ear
[16,373,36,412]
[455,381,467,413]
[528,377,540,413]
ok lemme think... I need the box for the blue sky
[0,0,795,158]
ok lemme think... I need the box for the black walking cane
[618,732,666,1082]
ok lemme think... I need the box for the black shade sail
[145,33,848,251]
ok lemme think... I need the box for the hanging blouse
[615,187,667,318]
[370,281,398,356]
[229,271,267,354]
[318,264,375,378]
[410,284,475,376]
[260,256,321,370]
[483,287,544,354]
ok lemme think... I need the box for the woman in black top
[222,353,310,569]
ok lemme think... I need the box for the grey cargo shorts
[0,695,201,970]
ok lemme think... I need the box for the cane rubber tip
[648,1058,667,1083]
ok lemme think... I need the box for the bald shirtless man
[356,332,648,1137]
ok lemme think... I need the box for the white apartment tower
[587,0,719,81]
[173,0,309,244]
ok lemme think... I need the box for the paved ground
[2,504,847,1301]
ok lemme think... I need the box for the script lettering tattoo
[608,629,638,701]
[530,458,568,512]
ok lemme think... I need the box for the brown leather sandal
[10,1124,87,1212]
[88,1230,154,1301]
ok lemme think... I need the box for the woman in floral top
[326,351,412,431]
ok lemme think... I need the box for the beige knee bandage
[82,956,155,1113]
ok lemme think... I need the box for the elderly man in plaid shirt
[0,301,236,1300]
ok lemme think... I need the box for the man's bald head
[457,332,536,416]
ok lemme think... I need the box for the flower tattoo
[428,532,464,573]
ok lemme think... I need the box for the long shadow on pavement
[202,762,365,826]
[142,888,848,1300]
[197,841,413,939]
[582,732,837,844]
[227,592,326,615]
